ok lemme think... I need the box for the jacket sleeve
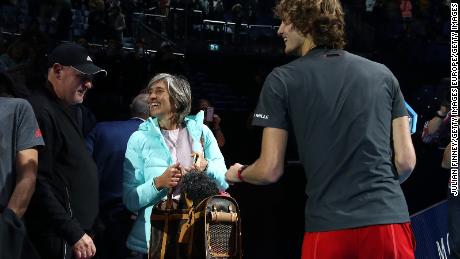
[202,125,229,191]
[123,133,168,212]
[32,108,85,245]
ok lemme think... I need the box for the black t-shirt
[253,48,410,232]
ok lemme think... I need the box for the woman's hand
[154,162,182,189]
[191,152,208,172]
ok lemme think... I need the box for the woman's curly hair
[275,0,346,49]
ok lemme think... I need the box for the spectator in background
[154,42,185,74]
[208,0,224,20]
[0,0,19,32]
[400,0,412,32]
[55,2,73,41]
[198,98,225,148]
[8,25,50,94]
[123,40,151,100]
[86,93,149,259]
[366,0,376,12]
[108,6,126,42]
[231,3,244,43]
[0,72,43,259]
[0,39,29,72]
[121,0,136,37]
[133,39,146,59]
[248,0,257,23]
[422,107,450,143]
[106,38,124,58]
[198,0,210,16]
[1,29,50,95]
[159,0,171,16]
[25,42,106,259]
[400,0,412,19]
[421,98,450,147]
[76,36,90,49]
[71,0,90,39]
[87,0,107,43]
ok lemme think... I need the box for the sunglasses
[77,73,94,82]
[68,66,94,82]
[79,74,94,82]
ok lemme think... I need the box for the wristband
[237,165,248,182]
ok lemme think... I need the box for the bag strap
[158,191,174,259]
[159,218,169,259]
[165,189,174,210]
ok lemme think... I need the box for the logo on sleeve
[35,128,42,138]
[254,113,269,120]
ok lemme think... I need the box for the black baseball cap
[48,42,107,76]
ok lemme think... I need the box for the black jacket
[26,87,99,245]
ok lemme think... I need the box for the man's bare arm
[392,116,416,178]
[7,148,38,218]
[226,127,288,185]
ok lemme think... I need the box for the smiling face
[277,21,307,56]
[50,65,94,105]
[148,80,176,119]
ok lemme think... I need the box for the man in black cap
[26,42,106,259]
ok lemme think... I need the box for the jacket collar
[39,84,84,137]
[140,111,204,139]
[139,111,205,152]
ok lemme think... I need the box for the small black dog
[178,172,219,208]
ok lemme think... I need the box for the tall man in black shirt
[225,0,416,258]
[27,43,106,259]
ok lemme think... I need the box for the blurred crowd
[0,0,450,48]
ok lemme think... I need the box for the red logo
[35,129,42,138]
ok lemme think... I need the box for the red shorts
[302,223,416,259]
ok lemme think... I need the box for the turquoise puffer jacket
[123,111,228,253]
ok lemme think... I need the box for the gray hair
[148,73,192,124]
[129,93,149,119]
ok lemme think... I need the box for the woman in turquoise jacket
[123,73,229,256]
